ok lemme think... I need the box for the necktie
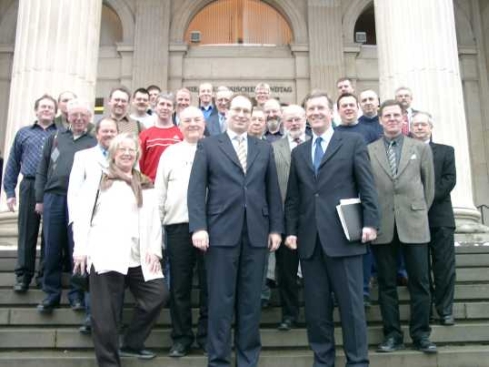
[387,140,397,176]
[401,113,410,136]
[235,136,247,174]
[313,137,324,174]
[220,114,227,133]
[294,137,302,145]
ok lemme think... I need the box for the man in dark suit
[411,112,456,326]
[272,104,309,331]
[207,87,232,136]
[188,94,283,367]
[368,100,436,354]
[284,91,379,367]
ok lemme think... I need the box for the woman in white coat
[73,133,168,367]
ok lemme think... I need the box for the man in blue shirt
[4,94,58,293]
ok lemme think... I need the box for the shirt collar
[227,129,247,142]
[383,133,404,145]
[312,125,334,145]
[201,104,213,112]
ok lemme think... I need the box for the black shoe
[169,343,191,358]
[397,275,408,286]
[277,319,296,331]
[79,324,92,335]
[70,300,85,311]
[440,314,455,326]
[36,299,59,313]
[376,337,405,353]
[13,281,29,293]
[119,347,156,360]
[363,295,371,308]
[261,299,270,309]
[412,338,437,354]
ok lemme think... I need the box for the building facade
[0,0,488,229]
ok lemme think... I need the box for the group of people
[3,77,456,367]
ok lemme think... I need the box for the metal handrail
[477,204,489,224]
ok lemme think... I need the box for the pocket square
[410,154,417,160]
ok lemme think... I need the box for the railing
[477,204,489,225]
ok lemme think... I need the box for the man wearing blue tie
[285,91,379,367]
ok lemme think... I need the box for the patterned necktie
[313,137,324,175]
[401,113,410,136]
[235,136,247,174]
[387,140,397,176]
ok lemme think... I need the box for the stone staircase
[0,244,489,366]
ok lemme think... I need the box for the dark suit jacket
[188,133,284,247]
[428,142,456,228]
[285,131,379,259]
[206,111,222,136]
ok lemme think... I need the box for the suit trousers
[15,177,44,284]
[428,226,456,317]
[371,231,431,342]
[90,265,168,367]
[166,223,208,348]
[42,193,82,304]
[205,222,268,367]
[301,240,368,367]
[276,243,300,322]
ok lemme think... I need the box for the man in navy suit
[284,91,379,367]
[188,94,283,367]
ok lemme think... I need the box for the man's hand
[361,227,377,243]
[6,198,16,212]
[285,235,298,250]
[73,255,87,275]
[146,253,162,274]
[192,230,209,252]
[268,233,282,252]
[34,203,43,215]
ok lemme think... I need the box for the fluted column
[132,0,170,90]
[374,0,486,232]
[3,0,102,159]
[307,0,344,93]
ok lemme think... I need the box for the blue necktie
[313,137,324,174]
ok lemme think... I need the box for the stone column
[132,0,171,91]
[3,0,102,159]
[307,0,344,94]
[374,0,486,232]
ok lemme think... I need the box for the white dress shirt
[311,126,334,164]
[227,129,248,156]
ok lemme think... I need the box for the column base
[454,207,489,233]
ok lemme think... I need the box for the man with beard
[395,86,418,135]
[139,92,183,182]
[263,99,283,143]
[207,87,233,136]
[273,104,309,330]
[172,88,192,126]
[130,88,154,128]
[107,86,145,135]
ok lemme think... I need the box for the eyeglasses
[230,107,251,115]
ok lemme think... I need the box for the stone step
[2,302,489,327]
[0,323,488,349]
[1,346,489,367]
[1,284,489,307]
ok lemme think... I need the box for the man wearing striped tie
[188,94,283,367]
[367,99,436,354]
